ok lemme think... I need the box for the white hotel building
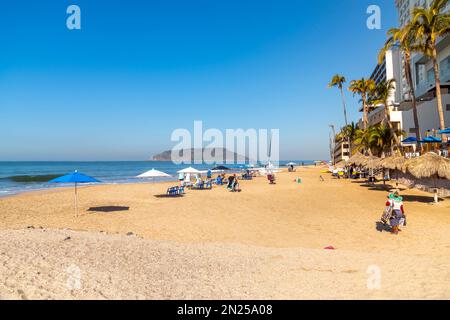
[362,0,450,140]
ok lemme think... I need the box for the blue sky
[0,0,398,161]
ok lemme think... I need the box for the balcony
[415,67,450,98]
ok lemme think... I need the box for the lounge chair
[166,186,185,196]
[241,173,253,180]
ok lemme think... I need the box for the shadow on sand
[88,206,130,213]
[401,195,444,203]
[154,194,184,198]
[375,221,392,233]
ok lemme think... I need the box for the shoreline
[0,164,319,199]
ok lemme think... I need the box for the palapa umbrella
[365,156,383,169]
[379,154,407,186]
[347,153,365,166]
[403,152,450,203]
[49,171,101,217]
[358,155,376,168]
[380,155,406,171]
[334,160,347,168]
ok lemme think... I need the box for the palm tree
[371,124,406,157]
[349,78,376,130]
[341,122,358,155]
[411,0,450,140]
[371,79,402,152]
[328,74,349,127]
[354,127,376,156]
[378,25,423,149]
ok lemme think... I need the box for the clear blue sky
[0,0,398,161]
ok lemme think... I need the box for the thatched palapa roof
[380,155,407,171]
[347,153,366,166]
[365,156,383,169]
[403,152,450,180]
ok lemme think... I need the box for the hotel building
[394,0,450,138]
[359,0,450,142]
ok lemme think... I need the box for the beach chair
[166,187,178,196]
[241,173,253,180]
[192,180,205,190]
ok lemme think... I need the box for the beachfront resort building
[333,137,350,164]
[362,45,405,133]
[357,1,450,142]
[393,0,450,139]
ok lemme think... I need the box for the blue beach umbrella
[438,128,450,134]
[49,171,100,216]
[402,137,418,144]
[420,136,442,143]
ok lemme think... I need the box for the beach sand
[0,166,449,299]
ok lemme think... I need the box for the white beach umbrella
[286,162,297,166]
[136,169,172,194]
[177,167,202,174]
[136,169,171,181]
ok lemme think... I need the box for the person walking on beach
[386,191,406,235]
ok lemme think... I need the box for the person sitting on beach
[386,191,406,235]
[227,175,235,189]
[231,178,240,192]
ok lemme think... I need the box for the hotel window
[440,55,450,75]
[427,69,435,85]
[446,104,450,111]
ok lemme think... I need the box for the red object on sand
[324,246,335,250]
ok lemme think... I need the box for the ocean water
[0,161,314,196]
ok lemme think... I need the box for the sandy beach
[1,166,450,299]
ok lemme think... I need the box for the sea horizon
[0,160,318,196]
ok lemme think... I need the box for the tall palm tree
[328,75,349,127]
[378,25,423,149]
[371,79,402,152]
[349,78,376,130]
[412,0,450,140]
